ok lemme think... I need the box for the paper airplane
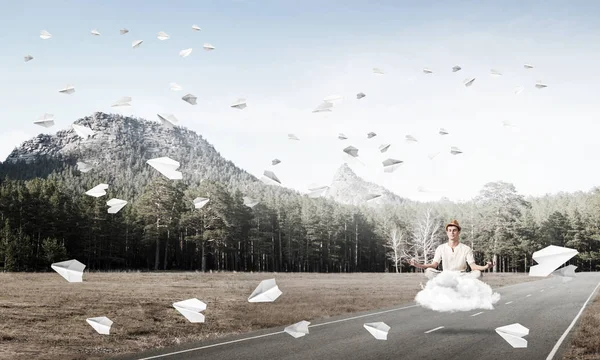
[34,113,54,128]
[59,85,75,95]
[343,146,359,157]
[51,259,86,282]
[157,31,170,40]
[271,159,281,166]
[452,65,462,72]
[243,197,260,208]
[495,323,529,348]
[173,298,207,323]
[248,278,283,302]
[405,135,417,142]
[182,94,197,105]
[450,146,462,155]
[313,101,333,113]
[367,132,377,139]
[132,40,143,48]
[120,29,129,35]
[524,64,534,69]
[464,78,476,87]
[147,157,183,180]
[85,183,109,198]
[231,98,247,110]
[357,92,366,99]
[179,48,192,57]
[366,194,382,202]
[111,96,132,107]
[107,198,127,214]
[24,55,33,62]
[170,82,182,91]
[324,95,343,102]
[373,68,384,74]
[193,197,210,209]
[157,113,179,128]
[90,29,101,36]
[288,134,300,141]
[427,152,440,160]
[439,128,449,135]
[529,245,578,277]
[192,25,201,31]
[383,159,403,173]
[379,144,390,153]
[86,317,113,335]
[284,320,311,338]
[261,170,281,186]
[490,69,502,77]
[364,322,390,340]
[423,68,433,74]
[77,161,93,173]
[535,81,548,89]
[40,30,52,40]
[203,43,215,51]
[72,124,95,138]
[338,133,348,140]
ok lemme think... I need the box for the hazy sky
[1,0,600,202]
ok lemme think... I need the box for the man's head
[445,219,461,241]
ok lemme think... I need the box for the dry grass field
[0,271,542,360]
[561,289,600,360]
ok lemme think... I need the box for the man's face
[446,226,460,240]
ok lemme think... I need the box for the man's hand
[408,258,420,268]
[486,261,495,270]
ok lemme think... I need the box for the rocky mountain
[325,163,407,206]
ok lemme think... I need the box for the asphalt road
[117,272,600,360]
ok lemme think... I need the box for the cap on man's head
[445,219,461,231]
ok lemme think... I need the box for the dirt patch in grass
[0,271,539,360]
[561,286,600,360]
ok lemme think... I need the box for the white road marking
[425,326,444,334]
[136,304,419,359]
[471,312,484,317]
[546,281,600,360]
[505,301,513,305]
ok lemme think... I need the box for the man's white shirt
[432,242,475,271]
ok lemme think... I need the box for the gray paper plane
[357,92,366,99]
[343,146,359,157]
[182,94,197,105]
[452,65,462,72]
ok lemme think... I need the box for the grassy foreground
[561,286,600,360]
[0,272,541,360]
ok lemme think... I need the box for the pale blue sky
[1,0,600,201]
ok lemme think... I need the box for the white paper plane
[179,48,192,57]
[40,30,52,40]
[77,161,93,173]
[170,82,182,91]
[173,298,207,323]
[373,68,384,74]
[364,322,390,340]
[231,98,247,110]
[464,78,476,87]
[313,101,333,113]
[439,128,449,135]
[343,146,359,157]
[535,81,548,89]
[366,194,382,202]
[157,31,170,40]
[243,197,260,208]
[157,113,179,128]
[405,135,418,142]
[59,85,75,95]
[182,93,197,105]
[284,320,311,338]
[85,183,109,198]
[338,133,348,140]
[86,317,113,335]
[72,124,95,139]
[271,159,281,166]
[529,245,578,277]
[192,25,201,31]
[132,40,143,48]
[120,29,129,35]
[379,144,390,153]
[452,65,462,72]
[51,259,86,282]
[357,92,366,99]
[423,68,433,74]
[288,134,300,141]
[248,278,283,302]
[193,197,210,209]
[495,323,529,348]
[367,132,377,139]
[34,113,54,128]
[90,29,101,36]
[24,55,34,62]
[261,170,281,186]
[147,157,182,180]
[107,198,127,214]
[324,95,343,102]
[111,96,132,107]
[383,159,403,173]
[490,69,502,77]
[203,43,215,51]
[524,64,534,69]
[450,146,462,155]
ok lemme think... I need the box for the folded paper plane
[170,82,182,91]
[86,183,109,198]
[367,132,377,139]
[357,92,366,99]
[173,298,207,323]
[192,25,201,31]
[40,30,52,40]
[24,55,34,62]
[179,48,192,57]
[147,157,182,180]
[243,197,260,208]
[535,81,547,89]
[51,259,86,282]
[450,146,462,155]
[366,194,382,202]
[323,95,343,102]
[34,113,54,128]
[261,170,281,186]
[495,323,529,348]
[338,133,348,140]
[464,78,476,87]
[372,68,384,74]
[59,85,75,95]
[248,278,282,302]
[111,96,132,107]
[313,101,333,113]
[343,146,359,157]
[379,144,390,153]
[203,43,215,51]
[529,245,578,277]
[288,134,300,141]
[132,40,143,48]
[231,98,247,110]
[405,135,417,142]
[271,159,281,166]
[72,124,95,139]
[193,197,210,209]
[364,322,390,340]
[77,161,93,173]
[120,29,129,35]
[86,317,113,335]
[284,320,310,338]
[107,198,127,214]
[490,69,502,77]
[90,29,101,36]
[157,113,179,128]
[524,64,534,69]
[157,31,170,40]
[182,93,197,105]
[423,68,433,74]
[383,159,403,173]
[439,128,449,135]
[452,65,462,72]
